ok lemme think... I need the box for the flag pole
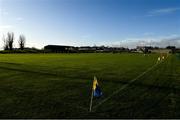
[89,88,94,112]
[89,76,95,112]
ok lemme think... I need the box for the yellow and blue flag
[92,76,102,97]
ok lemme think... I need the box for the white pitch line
[92,61,162,111]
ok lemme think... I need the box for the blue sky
[0,0,180,48]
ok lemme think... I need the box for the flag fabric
[92,77,102,97]
[162,56,164,59]
[157,57,161,63]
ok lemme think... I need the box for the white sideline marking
[92,61,162,111]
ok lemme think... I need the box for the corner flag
[89,76,102,112]
[92,76,102,97]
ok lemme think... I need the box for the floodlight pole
[89,87,94,112]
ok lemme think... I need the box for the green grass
[0,53,179,118]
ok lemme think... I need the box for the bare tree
[18,34,26,50]
[7,32,14,50]
[2,34,9,50]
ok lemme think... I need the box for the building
[149,49,171,53]
[44,45,76,53]
[136,46,153,53]
[44,45,129,53]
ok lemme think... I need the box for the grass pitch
[0,53,179,118]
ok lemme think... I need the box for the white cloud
[99,34,180,49]
[125,35,180,48]
[147,7,180,17]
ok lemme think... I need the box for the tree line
[2,32,26,50]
